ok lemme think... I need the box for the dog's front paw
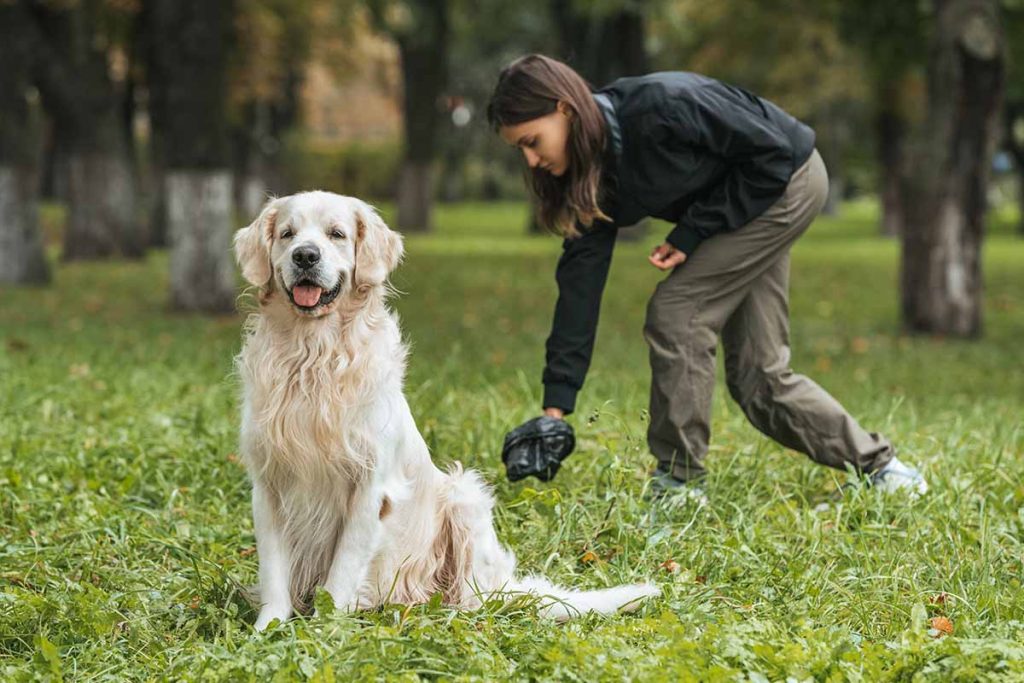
[254,603,293,631]
[317,585,364,617]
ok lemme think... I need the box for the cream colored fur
[233,191,658,631]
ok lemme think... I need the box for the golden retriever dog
[233,191,658,631]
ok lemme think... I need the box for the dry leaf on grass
[929,616,954,638]
[659,559,680,574]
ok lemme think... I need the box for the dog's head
[234,192,403,317]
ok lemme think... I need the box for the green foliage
[280,132,401,200]
[2,201,1024,679]
[650,0,867,120]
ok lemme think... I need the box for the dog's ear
[234,197,282,287]
[354,202,404,289]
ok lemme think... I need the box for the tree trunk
[167,171,236,311]
[552,0,648,85]
[63,145,140,259]
[23,1,141,261]
[877,79,909,237]
[0,168,49,286]
[900,0,1004,337]
[1002,103,1024,236]
[0,4,50,285]
[815,102,849,216]
[549,0,649,240]
[878,110,906,237]
[147,160,169,247]
[147,0,236,313]
[1018,167,1024,236]
[397,160,435,232]
[395,0,448,233]
[230,97,291,219]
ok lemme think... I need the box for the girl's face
[499,103,573,177]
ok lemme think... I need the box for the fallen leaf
[580,550,599,564]
[929,616,953,637]
[929,592,950,606]
[660,559,680,574]
[239,546,256,557]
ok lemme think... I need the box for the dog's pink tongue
[293,285,323,307]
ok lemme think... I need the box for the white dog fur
[233,191,658,630]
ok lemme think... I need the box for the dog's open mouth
[288,279,342,311]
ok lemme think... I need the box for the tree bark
[63,147,139,259]
[394,0,449,232]
[166,171,236,311]
[876,78,909,237]
[900,0,1004,337]
[1018,167,1024,236]
[23,0,142,261]
[147,0,236,313]
[0,4,50,285]
[231,82,296,219]
[1003,103,1024,236]
[551,0,649,85]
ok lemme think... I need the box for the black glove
[501,416,576,482]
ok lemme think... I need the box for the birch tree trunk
[0,4,49,285]
[23,3,141,261]
[900,0,1004,337]
[394,0,449,233]
[167,171,236,311]
[877,109,907,237]
[147,0,236,313]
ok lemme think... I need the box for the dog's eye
[280,229,294,240]
[329,229,345,240]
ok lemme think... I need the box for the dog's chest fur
[238,302,405,487]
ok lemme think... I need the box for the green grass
[2,199,1024,681]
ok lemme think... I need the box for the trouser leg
[646,149,874,480]
[721,252,893,473]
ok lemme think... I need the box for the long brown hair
[486,54,610,238]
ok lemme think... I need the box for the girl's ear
[234,197,283,287]
[557,101,574,119]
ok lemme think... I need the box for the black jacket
[542,71,816,414]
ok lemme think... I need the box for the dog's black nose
[292,246,321,269]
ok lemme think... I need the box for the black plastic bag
[501,416,576,482]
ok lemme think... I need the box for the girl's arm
[542,222,618,416]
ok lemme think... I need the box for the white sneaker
[647,468,709,506]
[870,457,928,497]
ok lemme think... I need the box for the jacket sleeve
[663,86,797,255]
[542,222,618,415]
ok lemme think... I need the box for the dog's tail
[507,575,660,622]
[440,465,660,621]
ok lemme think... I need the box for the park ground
[2,201,1024,680]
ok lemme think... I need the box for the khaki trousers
[644,149,893,481]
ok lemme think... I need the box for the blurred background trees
[0,3,50,284]
[0,0,1019,333]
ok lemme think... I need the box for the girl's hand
[649,243,687,270]
[543,407,565,420]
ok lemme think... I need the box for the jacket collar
[593,92,622,168]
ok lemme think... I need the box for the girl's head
[487,54,609,238]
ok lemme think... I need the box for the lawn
[1,200,1023,680]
